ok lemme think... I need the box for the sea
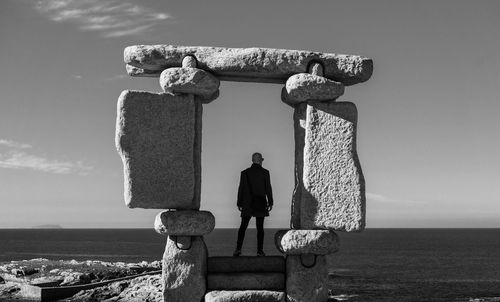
[1,228,499,301]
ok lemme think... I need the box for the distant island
[31,224,63,229]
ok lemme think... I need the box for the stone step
[208,256,285,273]
[205,290,285,302]
[207,272,285,291]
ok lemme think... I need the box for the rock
[115,90,202,209]
[208,272,285,290]
[206,290,285,302]
[286,255,328,302]
[275,230,339,255]
[154,210,215,236]
[159,67,220,103]
[124,45,373,85]
[281,73,344,106]
[162,236,207,302]
[208,256,285,273]
[293,101,365,232]
[0,276,4,284]
[66,274,162,302]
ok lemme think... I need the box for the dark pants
[236,216,264,251]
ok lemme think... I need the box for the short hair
[252,152,262,162]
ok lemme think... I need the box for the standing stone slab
[115,90,202,209]
[299,101,365,231]
[162,236,207,302]
[286,255,328,302]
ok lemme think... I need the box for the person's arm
[237,171,245,211]
[265,170,274,211]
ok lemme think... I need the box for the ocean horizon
[1,228,499,300]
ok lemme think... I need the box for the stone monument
[116,45,372,302]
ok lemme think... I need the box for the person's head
[251,152,264,165]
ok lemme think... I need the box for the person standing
[233,152,274,257]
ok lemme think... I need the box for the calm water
[1,228,499,300]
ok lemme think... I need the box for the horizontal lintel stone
[124,45,373,85]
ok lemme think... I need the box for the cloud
[34,0,171,38]
[0,139,92,175]
[366,192,425,204]
[104,74,128,81]
[0,139,32,149]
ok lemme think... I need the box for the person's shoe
[233,249,241,257]
[257,250,266,257]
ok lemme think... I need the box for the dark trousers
[236,216,264,251]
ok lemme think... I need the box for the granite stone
[154,210,215,236]
[162,236,207,302]
[294,101,365,232]
[207,256,285,273]
[205,290,285,302]
[282,73,344,106]
[286,255,328,302]
[208,272,285,290]
[115,90,202,209]
[275,229,339,255]
[159,67,220,103]
[124,45,373,85]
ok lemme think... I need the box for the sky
[0,0,499,228]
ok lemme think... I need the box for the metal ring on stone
[300,254,317,268]
[172,236,193,251]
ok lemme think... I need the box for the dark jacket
[237,163,274,217]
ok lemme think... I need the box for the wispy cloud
[367,192,425,204]
[0,139,92,175]
[35,0,170,38]
[104,74,128,81]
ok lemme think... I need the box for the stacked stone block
[277,62,365,301]
[117,44,372,302]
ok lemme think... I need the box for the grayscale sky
[0,0,499,228]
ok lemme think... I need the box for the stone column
[280,62,364,301]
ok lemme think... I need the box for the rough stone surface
[115,90,202,209]
[159,67,220,103]
[286,255,328,302]
[162,236,207,302]
[208,273,285,290]
[124,45,373,85]
[154,210,215,236]
[208,256,285,273]
[206,290,285,302]
[275,229,339,255]
[294,101,365,231]
[282,73,344,106]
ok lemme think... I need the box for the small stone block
[298,101,365,231]
[208,272,285,290]
[162,236,207,302]
[159,67,220,103]
[286,255,328,302]
[208,256,285,273]
[275,229,339,255]
[206,290,285,302]
[281,73,344,106]
[154,210,215,236]
[115,90,202,209]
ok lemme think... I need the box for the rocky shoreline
[0,258,162,301]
